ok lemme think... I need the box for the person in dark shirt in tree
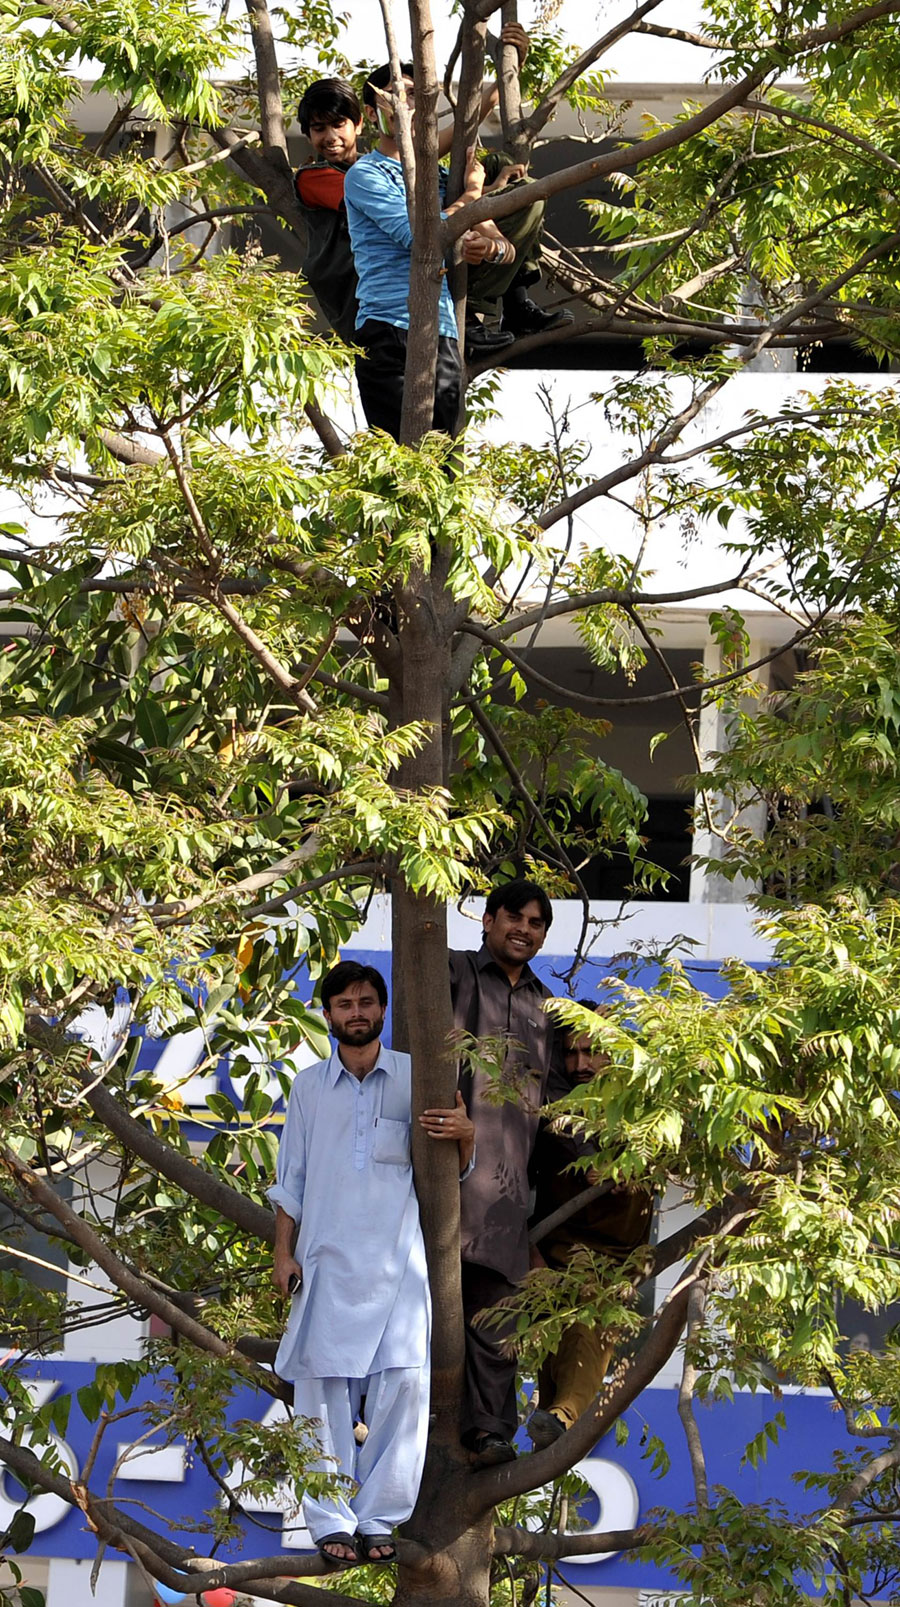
[293,35,571,371]
[527,1005,653,1449]
[294,77,365,345]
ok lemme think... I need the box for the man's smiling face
[482,899,548,971]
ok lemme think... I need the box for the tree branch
[469,699,592,951]
[495,1,526,164]
[153,836,323,919]
[743,95,900,175]
[242,860,381,921]
[304,401,346,457]
[197,579,320,716]
[487,573,751,641]
[70,1069,276,1243]
[534,214,900,536]
[645,1192,757,1284]
[529,1179,615,1245]
[493,1523,653,1560]
[0,1434,361,1607]
[624,601,716,839]
[633,20,720,48]
[525,0,669,140]
[208,126,301,227]
[459,617,819,712]
[834,1445,900,1512]
[468,1264,698,1508]
[443,0,900,241]
[244,0,290,169]
[97,429,162,468]
[677,1280,709,1511]
[131,204,277,267]
[0,1144,284,1397]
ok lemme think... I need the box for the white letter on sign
[564,1458,640,1565]
[0,1382,79,1535]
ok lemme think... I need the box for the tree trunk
[391,0,506,1591]
[391,571,492,1598]
[397,1506,494,1607]
[401,0,445,444]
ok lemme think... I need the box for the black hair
[297,78,363,135]
[363,61,415,110]
[484,879,553,931]
[321,960,388,1011]
[563,1000,608,1053]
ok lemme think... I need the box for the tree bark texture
[496,2,527,166]
[400,0,445,444]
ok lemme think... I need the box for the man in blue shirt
[343,65,518,440]
[270,961,474,1568]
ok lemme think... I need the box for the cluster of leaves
[585,39,900,357]
[537,893,900,1380]
[17,0,234,125]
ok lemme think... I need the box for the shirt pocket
[373,1117,411,1166]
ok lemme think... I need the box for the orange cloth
[295,164,346,210]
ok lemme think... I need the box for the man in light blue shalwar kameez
[270,960,474,1568]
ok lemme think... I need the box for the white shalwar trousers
[293,1366,429,1542]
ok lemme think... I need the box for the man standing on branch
[270,961,474,1568]
[449,880,565,1466]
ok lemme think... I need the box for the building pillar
[689,636,768,905]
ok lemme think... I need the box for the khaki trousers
[537,1320,613,1427]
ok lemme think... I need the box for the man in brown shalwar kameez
[449,880,565,1467]
[526,1006,652,1449]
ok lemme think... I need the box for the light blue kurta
[269,1046,430,1382]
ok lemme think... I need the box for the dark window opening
[573,795,692,902]
[838,1294,900,1356]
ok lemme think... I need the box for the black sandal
[358,1534,397,1564]
[317,1532,359,1570]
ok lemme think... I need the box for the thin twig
[677,1280,709,1511]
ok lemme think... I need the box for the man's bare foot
[317,1533,358,1568]
[358,1534,397,1563]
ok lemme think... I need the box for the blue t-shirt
[343,150,457,339]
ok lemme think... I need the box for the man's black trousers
[460,1260,519,1445]
[355,319,461,441]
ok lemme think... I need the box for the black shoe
[502,299,575,338]
[526,1408,567,1450]
[464,321,516,361]
[470,1432,517,1467]
[317,1533,360,1571]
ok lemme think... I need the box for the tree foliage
[2,0,900,1604]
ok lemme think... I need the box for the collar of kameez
[475,940,538,989]
[326,1043,392,1084]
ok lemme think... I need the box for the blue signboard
[8,1363,844,1592]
